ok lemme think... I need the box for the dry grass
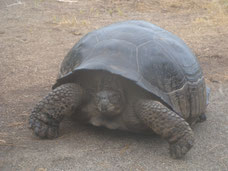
[133,0,204,12]
[36,168,47,171]
[135,0,228,13]
[219,0,228,11]
[0,139,7,144]
[193,0,228,26]
[126,0,228,28]
[52,15,91,28]
[8,122,25,127]
[50,0,228,29]
[119,144,130,155]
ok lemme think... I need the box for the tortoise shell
[53,20,207,120]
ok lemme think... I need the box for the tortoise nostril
[98,99,110,112]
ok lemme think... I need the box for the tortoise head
[95,89,125,117]
[94,72,125,117]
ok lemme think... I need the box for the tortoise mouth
[98,103,113,113]
[97,102,122,117]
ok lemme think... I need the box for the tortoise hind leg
[135,100,195,159]
[29,83,84,139]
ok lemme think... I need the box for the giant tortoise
[29,20,209,158]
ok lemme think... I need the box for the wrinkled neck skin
[95,74,125,117]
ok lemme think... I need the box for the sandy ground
[0,0,228,170]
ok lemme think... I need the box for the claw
[47,127,59,139]
[169,136,195,159]
[29,116,59,139]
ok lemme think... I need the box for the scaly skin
[28,73,198,159]
[29,83,83,139]
[135,100,195,158]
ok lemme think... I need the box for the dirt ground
[0,0,228,170]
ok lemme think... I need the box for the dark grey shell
[54,20,207,120]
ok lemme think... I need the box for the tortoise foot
[169,135,195,159]
[29,115,59,139]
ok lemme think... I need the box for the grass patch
[193,0,228,26]
[219,0,228,11]
[134,0,228,26]
[52,15,91,28]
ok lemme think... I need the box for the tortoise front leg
[135,100,195,158]
[29,83,84,139]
